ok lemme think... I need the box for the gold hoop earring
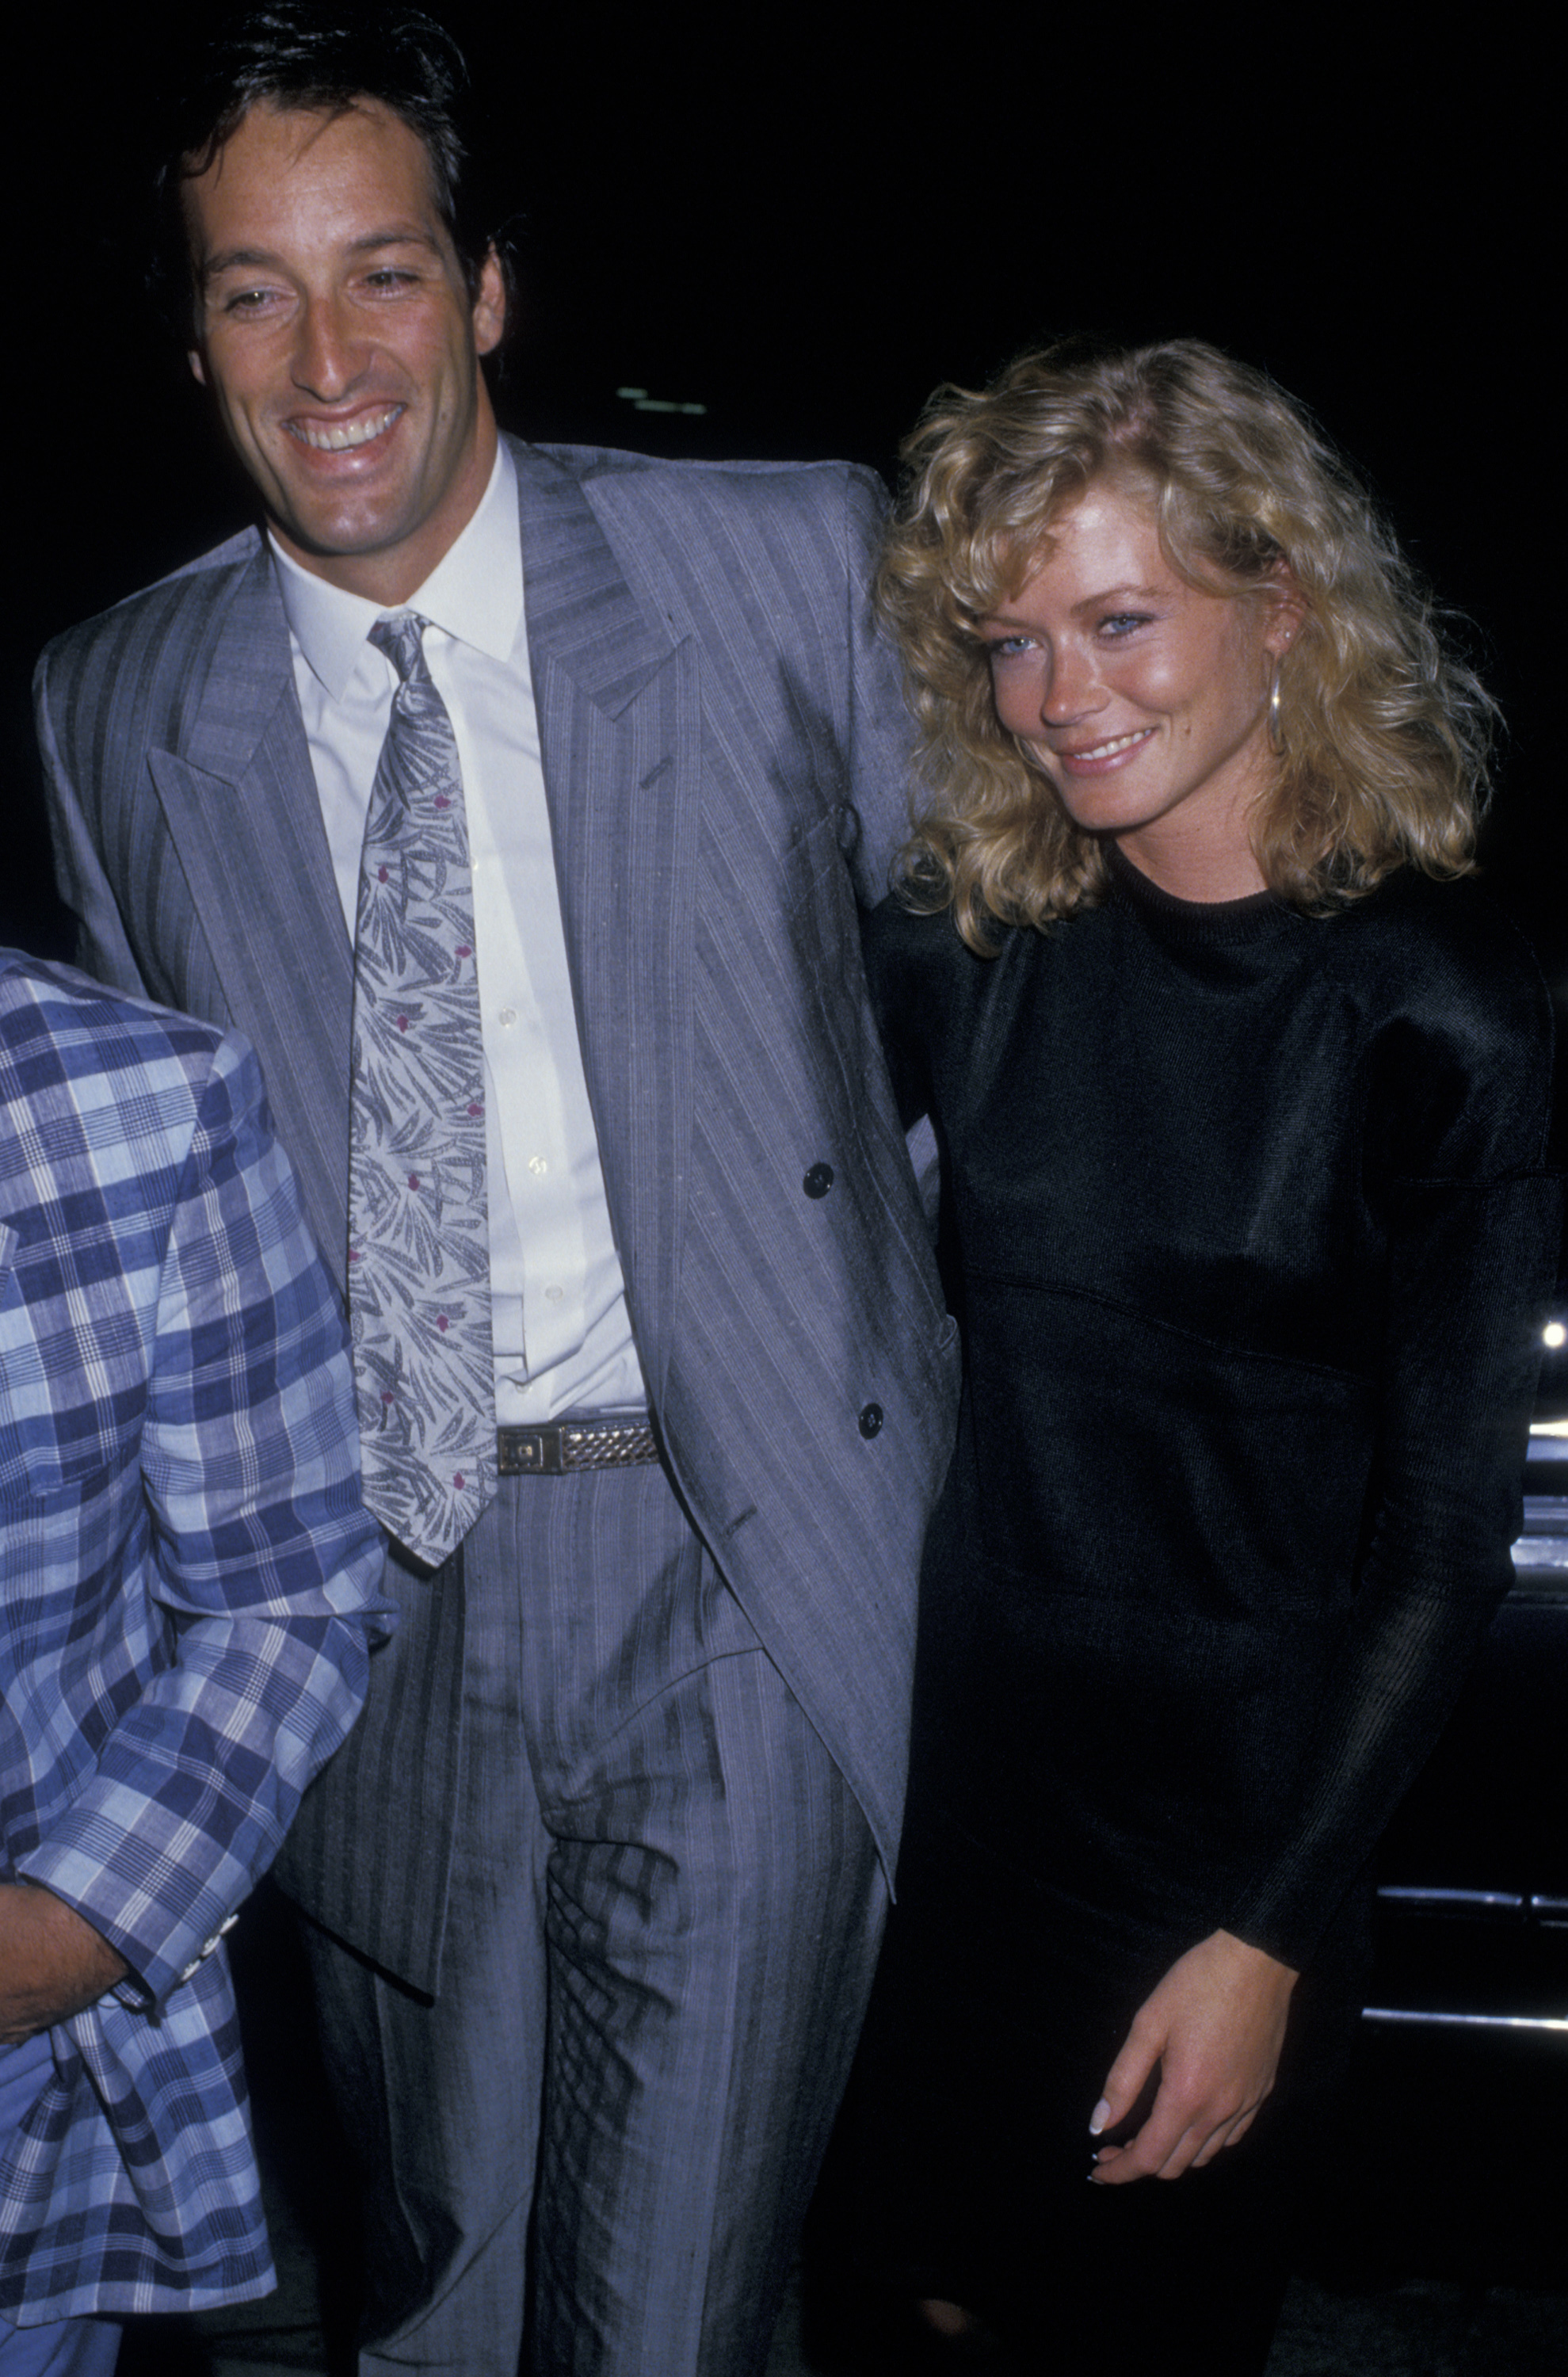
[1267,662,1285,757]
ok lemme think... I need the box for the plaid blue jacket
[0,952,389,2322]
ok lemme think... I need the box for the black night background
[8,14,1556,996]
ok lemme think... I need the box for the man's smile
[287,404,405,453]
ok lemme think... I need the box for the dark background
[6,12,1555,992]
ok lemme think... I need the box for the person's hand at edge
[0,1881,130,2043]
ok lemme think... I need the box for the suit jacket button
[803,1162,834,1199]
[858,1402,883,1438]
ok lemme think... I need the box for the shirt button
[528,1154,548,1176]
[544,1284,565,1303]
[803,1162,834,1199]
[498,1006,517,1027]
[858,1403,883,1439]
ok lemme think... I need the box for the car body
[1368,1311,1568,2043]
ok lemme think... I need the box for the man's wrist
[0,1879,132,2043]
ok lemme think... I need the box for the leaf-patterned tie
[348,612,494,1561]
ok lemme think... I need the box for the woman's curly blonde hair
[878,338,1496,952]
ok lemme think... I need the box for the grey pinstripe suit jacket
[35,436,960,1994]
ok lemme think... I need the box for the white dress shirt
[273,443,648,1422]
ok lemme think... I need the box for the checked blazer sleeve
[4,976,391,2003]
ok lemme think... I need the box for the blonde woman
[849,341,1561,2374]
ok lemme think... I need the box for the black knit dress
[849,857,1560,2372]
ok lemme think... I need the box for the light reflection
[614,385,708,416]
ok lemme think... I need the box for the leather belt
[496,1417,660,1477]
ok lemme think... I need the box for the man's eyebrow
[200,227,442,284]
[200,246,277,284]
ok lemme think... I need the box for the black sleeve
[1228,929,1562,1971]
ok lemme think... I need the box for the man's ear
[189,348,208,387]
[472,246,507,357]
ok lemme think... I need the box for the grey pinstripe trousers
[303,1459,886,2375]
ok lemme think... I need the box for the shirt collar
[269,439,524,700]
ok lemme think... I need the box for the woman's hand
[1086,1929,1298,2184]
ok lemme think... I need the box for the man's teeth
[1077,729,1154,760]
[291,408,400,452]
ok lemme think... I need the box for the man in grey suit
[36,9,957,2371]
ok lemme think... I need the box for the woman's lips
[1051,727,1158,776]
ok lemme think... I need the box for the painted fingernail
[1088,2099,1111,2135]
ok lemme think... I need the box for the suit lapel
[141,456,696,1343]
[512,440,696,1402]
[147,548,353,1291]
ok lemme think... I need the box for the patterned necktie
[348,612,494,1561]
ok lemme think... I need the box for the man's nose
[291,294,364,399]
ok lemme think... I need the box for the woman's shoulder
[860,898,1031,1084]
[861,895,1005,992]
[1326,871,1550,1034]
[1330,872,1556,1172]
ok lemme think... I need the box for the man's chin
[266,502,410,568]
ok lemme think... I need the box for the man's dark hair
[152,4,516,345]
